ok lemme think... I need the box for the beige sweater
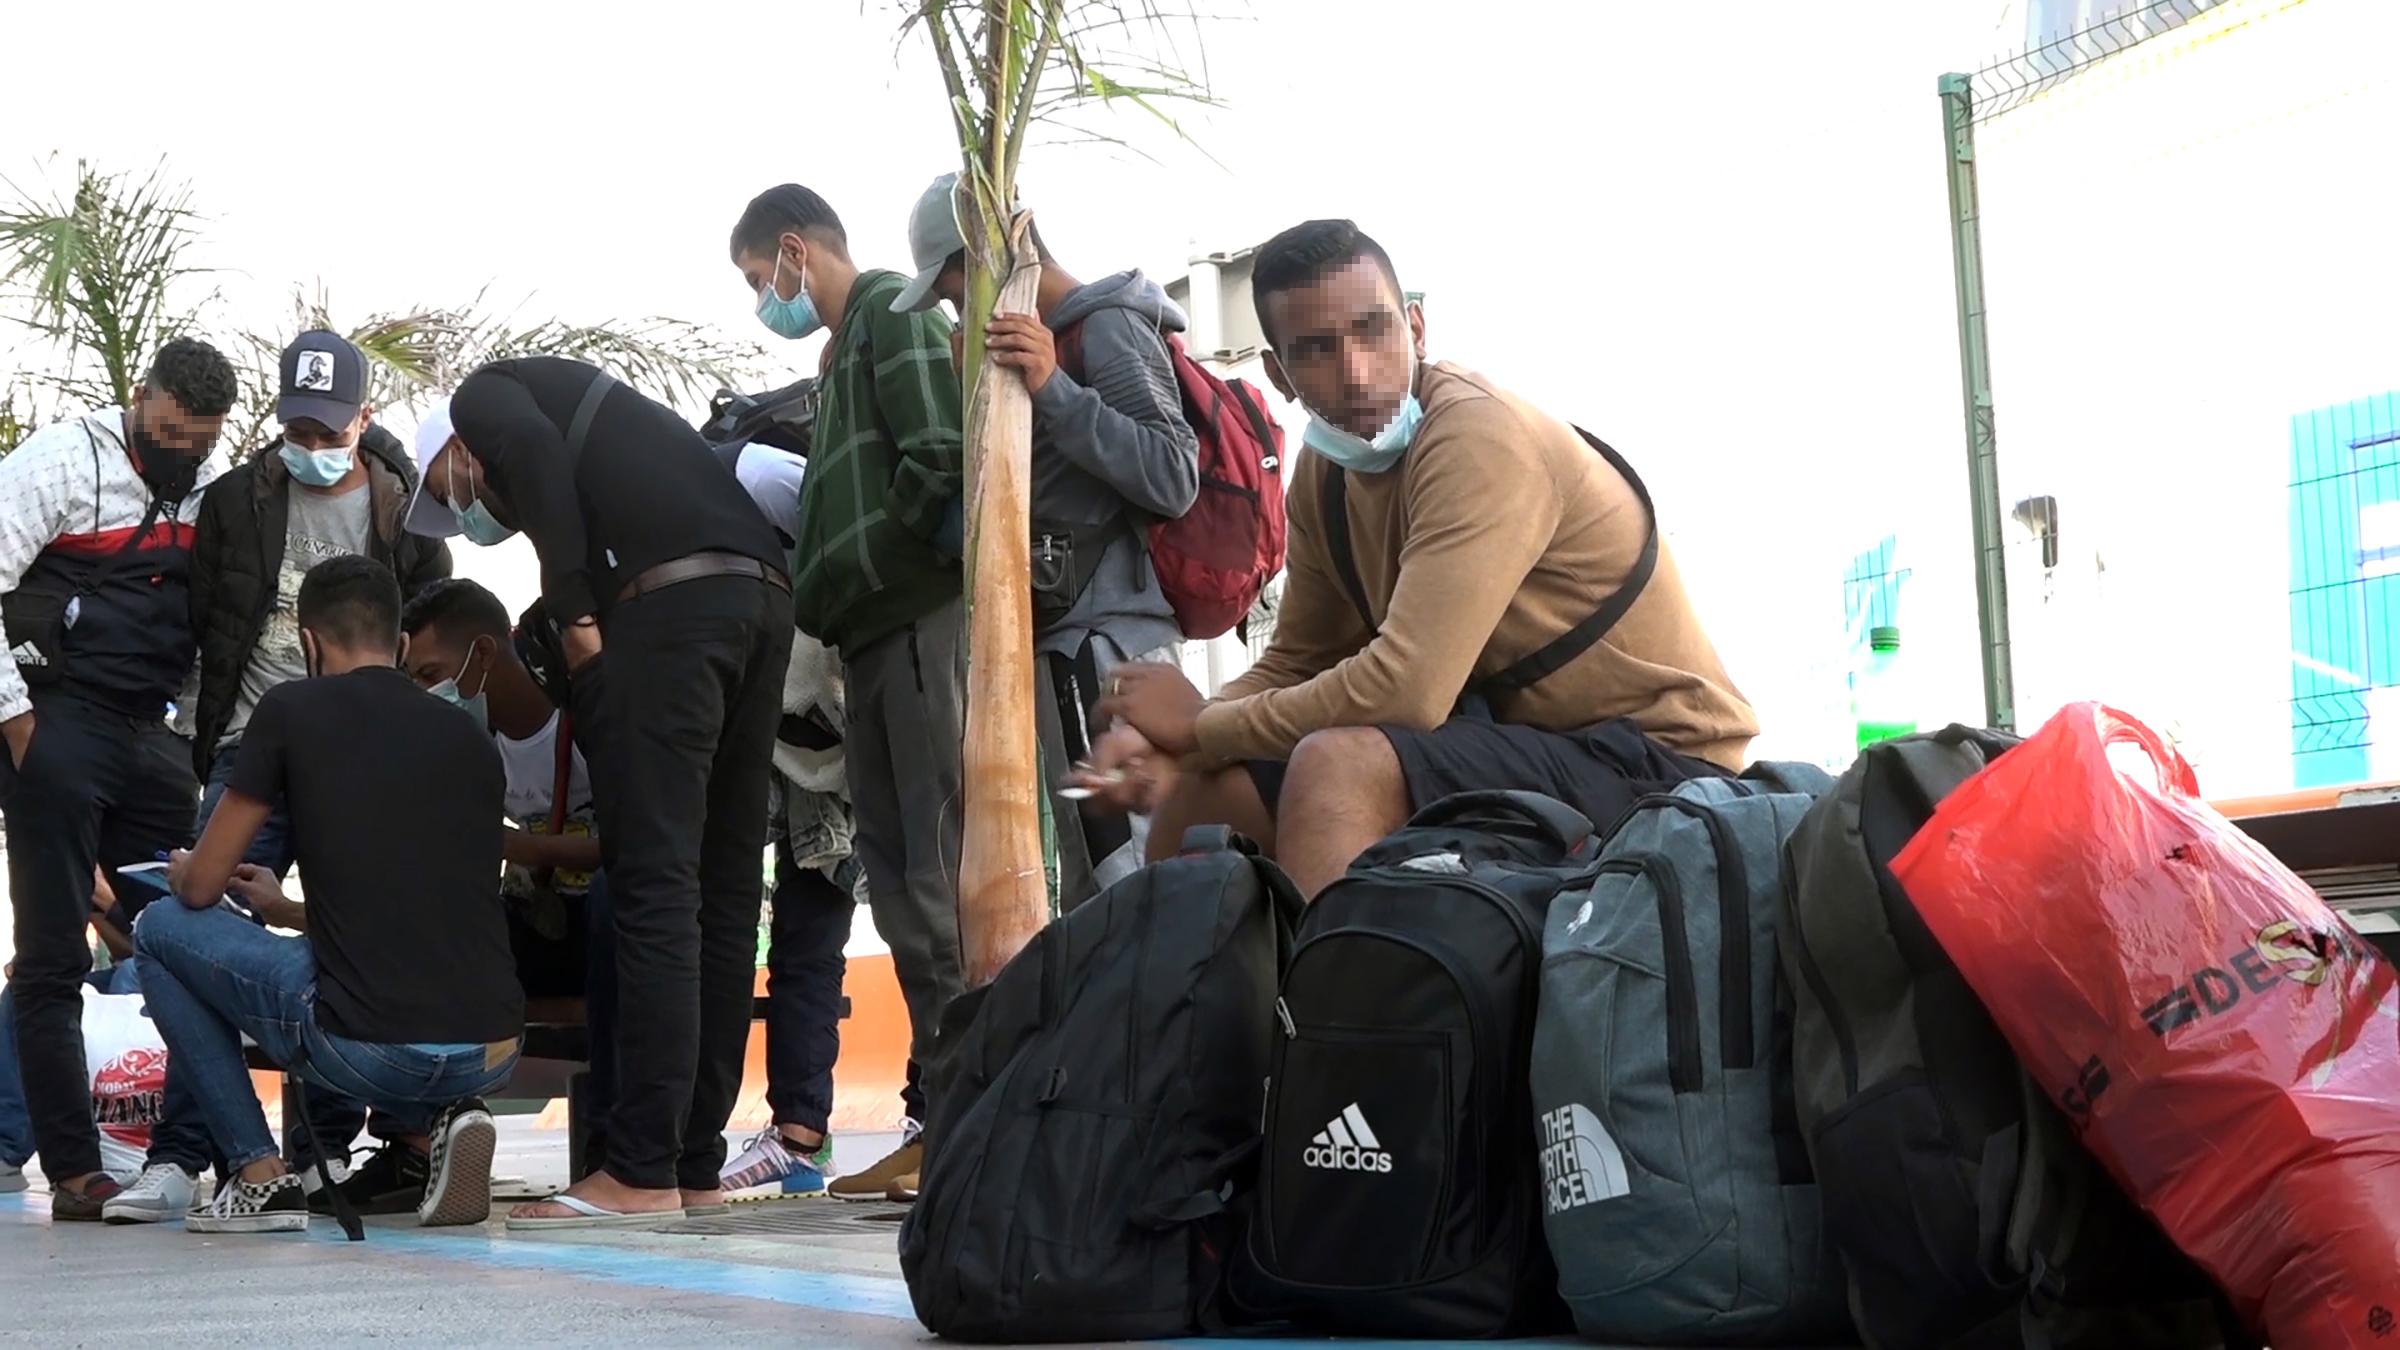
[1196,363,1757,769]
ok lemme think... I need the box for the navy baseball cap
[277,330,368,429]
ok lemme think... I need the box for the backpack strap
[1320,466,1375,632]
[711,438,746,476]
[564,370,617,459]
[1053,317,1088,383]
[1472,428,1658,697]
[1322,430,1658,705]
[527,712,577,896]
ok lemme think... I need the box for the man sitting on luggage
[1078,219,1757,897]
[135,555,522,1234]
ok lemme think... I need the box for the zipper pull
[1275,997,1295,1039]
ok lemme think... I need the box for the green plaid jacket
[792,269,965,654]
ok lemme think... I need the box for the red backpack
[1058,323,1287,640]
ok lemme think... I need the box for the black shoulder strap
[1320,466,1374,632]
[76,494,169,598]
[711,438,746,475]
[564,370,617,459]
[1474,428,1658,697]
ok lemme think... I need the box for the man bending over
[1080,219,1757,895]
[135,555,522,1233]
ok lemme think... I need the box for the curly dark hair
[145,337,239,417]
[730,184,847,264]
[1251,219,1405,348]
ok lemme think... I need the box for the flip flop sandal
[504,1194,678,1231]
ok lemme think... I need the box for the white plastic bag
[81,985,168,1175]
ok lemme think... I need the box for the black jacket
[188,425,451,772]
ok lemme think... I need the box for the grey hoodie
[1028,269,1200,660]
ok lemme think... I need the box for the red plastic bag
[1892,702,2400,1348]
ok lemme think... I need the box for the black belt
[616,551,792,604]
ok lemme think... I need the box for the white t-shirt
[732,442,805,547]
[496,709,597,898]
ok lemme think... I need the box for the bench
[244,991,843,1181]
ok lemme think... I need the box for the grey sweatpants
[842,596,968,1106]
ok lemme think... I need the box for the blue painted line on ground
[344,1221,1521,1347]
[330,1224,918,1320]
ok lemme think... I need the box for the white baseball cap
[402,397,462,538]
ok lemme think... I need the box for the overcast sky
[4,0,2028,764]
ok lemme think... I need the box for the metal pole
[1940,72,2016,732]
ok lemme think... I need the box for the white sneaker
[103,1164,198,1225]
[0,1162,26,1195]
[417,1100,496,1228]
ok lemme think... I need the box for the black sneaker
[417,1098,497,1228]
[186,1174,309,1234]
[48,1174,125,1223]
[310,1143,428,1216]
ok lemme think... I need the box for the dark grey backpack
[899,829,1302,1342]
[1532,766,1850,1344]
[1783,727,2249,1349]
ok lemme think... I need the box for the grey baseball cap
[277,329,369,430]
[891,172,966,314]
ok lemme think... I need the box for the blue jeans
[197,745,296,878]
[0,963,213,1173]
[131,901,517,1171]
[300,873,617,1174]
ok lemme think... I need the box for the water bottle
[1854,626,1916,750]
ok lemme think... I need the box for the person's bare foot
[506,1170,680,1222]
[680,1187,723,1210]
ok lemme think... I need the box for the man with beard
[0,338,237,1220]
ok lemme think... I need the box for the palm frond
[0,158,214,405]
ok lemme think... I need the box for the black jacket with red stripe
[0,407,221,721]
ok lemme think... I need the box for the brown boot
[826,1142,919,1202]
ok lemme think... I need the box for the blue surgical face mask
[426,639,491,731]
[1297,351,1424,474]
[279,435,356,488]
[755,252,822,340]
[447,449,519,546]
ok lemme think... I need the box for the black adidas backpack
[898,829,1302,1342]
[1783,726,2250,1349]
[1236,791,1584,1338]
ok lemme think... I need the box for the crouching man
[134,555,523,1233]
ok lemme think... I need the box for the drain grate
[662,1199,911,1237]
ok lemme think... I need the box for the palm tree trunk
[957,215,1049,988]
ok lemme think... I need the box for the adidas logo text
[1304,1103,1392,1173]
[9,641,46,668]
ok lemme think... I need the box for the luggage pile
[901,702,2400,1347]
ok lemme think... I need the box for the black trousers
[2,692,208,1182]
[572,574,793,1192]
